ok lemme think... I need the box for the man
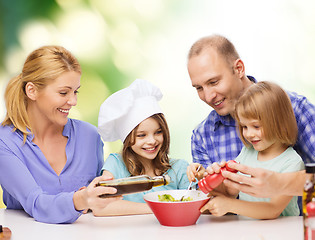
[187,34,315,197]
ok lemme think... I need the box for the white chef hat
[98,79,163,142]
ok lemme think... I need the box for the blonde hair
[234,81,297,147]
[122,113,171,176]
[2,45,81,141]
[188,34,240,68]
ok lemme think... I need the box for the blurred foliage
[0,0,59,64]
[0,0,186,125]
[0,0,189,157]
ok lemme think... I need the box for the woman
[0,46,119,224]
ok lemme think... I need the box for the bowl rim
[143,189,210,203]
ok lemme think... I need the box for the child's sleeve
[102,153,129,179]
[170,159,190,189]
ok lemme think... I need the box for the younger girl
[199,81,304,219]
[94,79,190,216]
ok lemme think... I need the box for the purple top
[0,119,103,224]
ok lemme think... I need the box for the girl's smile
[131,117,163,161]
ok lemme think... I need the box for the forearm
[279,170,307,196]
[30,190,80,224]
[73,188,88,211]
[228,199,284,219]
[92,199,152,216]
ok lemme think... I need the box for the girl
[194,81,304,219]
[94,79,190,216]
[0,46,119,224]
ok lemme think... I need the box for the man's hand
[221,161,284,198]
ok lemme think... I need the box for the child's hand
[102,170,114,179]
[186,163,205,182]
[200,194,232,216]
[205,161,227,176]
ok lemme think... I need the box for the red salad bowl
[143,189,210,227]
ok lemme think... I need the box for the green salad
[158,194,193,202]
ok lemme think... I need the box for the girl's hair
[122,113,171,176]
[234,81,297,147]
[2,45,81,141]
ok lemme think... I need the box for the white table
[0,209,303,240]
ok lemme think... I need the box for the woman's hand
[73,175,121,212]
[77,186,88,213]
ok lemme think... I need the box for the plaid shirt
[191,79,315,167]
